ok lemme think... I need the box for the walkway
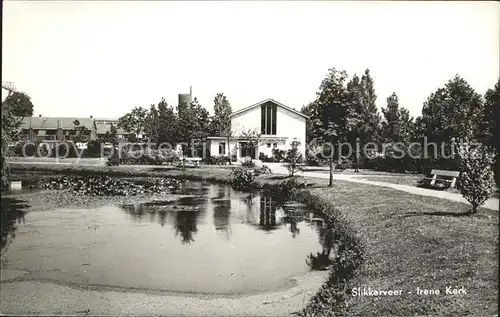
[265,163,499,211]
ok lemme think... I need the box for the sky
[2,1,499,119]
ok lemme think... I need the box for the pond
[1,181,327,295]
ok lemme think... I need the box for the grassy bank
[8,163,498,316]
[311,184,498,316]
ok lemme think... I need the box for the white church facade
[206,99,307,163]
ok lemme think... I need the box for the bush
[87,140,102,158]
[305,150,322,166]
[204,155,230,165]
[50,142,79,158]
[241,158,255,168]
[262,177,306,201]
[12,142,49,157]
[106,147,120,166]
[457,144,495,213]
[284,140,304,176]
[272,148,286,162]
[230,168,256,190]
[336,158,353,171]
[259,152,278,163]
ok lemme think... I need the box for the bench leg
[450,177,456,188]
[430,174,437,186]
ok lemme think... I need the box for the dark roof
[19,117,96,130]
[96,123,128,135]
[230,98,309,119]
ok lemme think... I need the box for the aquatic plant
[39,176,179,196]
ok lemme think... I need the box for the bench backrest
[430,169,460,177]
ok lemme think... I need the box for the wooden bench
[175,157,201,168]
[422,169,460,188]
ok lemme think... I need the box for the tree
[211,93,233,163]
[284,139,305,176]
[419,75,484,146]
[381,92,414,144]
[103,124,118,144]
[72,120,89,143]
[482,78,500,185]
[157,98,178,145]
[300,103,315,144]
[359,69,382,145]
[117,107,149,142]
[2,92,34,117]
[310,67,353,187]
[239,128,260,162]
[1,91,33,190]
[176,98,211,157]
[145,104,160,144]
[1,103,21,189]
[458,142,495,213]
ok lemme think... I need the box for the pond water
[1,181,326,295]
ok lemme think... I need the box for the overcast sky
[2,1,499,119]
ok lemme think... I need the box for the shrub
[204,155,230,165]
[106,147,120,166]
[305,150,321,166]
[12,142,49,157]
[272,148,286,162]
[230,168,256,190]
[86,140,102,158]
[336,158,353,171]
[457,144,495,213]
[241,158,255,168]
[283,140,304,176]
[50,142,79,158]
[259,152,277,163]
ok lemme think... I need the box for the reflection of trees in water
[120,203,147,222]
[120,199,205,244]
[281,215,301,238]
[213,203,231,240]
[306,224,335,270]
[213,201,231,238]
[243,193,308,236]
[1,198,28,260]
[174,209,199,244]
[259,196,278,231]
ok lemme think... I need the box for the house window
[267,143,271,148]
[273,143,277,148]
[219,142,226,155]
[260,103,277,135]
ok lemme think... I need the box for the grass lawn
[310,182,498,316]
[8,162,498,316]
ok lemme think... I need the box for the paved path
[264,163,499,211]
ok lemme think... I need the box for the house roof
[230,98,309,119]
[96,122,128,135]
[19,117,96,130]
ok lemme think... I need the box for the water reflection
[1,198,28,260]
[2,182,331,294]
[213,204,231,240]
[174,208,199,244]
[119,184,323,244]
[306,223,335,270]
[259,196,278,231]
